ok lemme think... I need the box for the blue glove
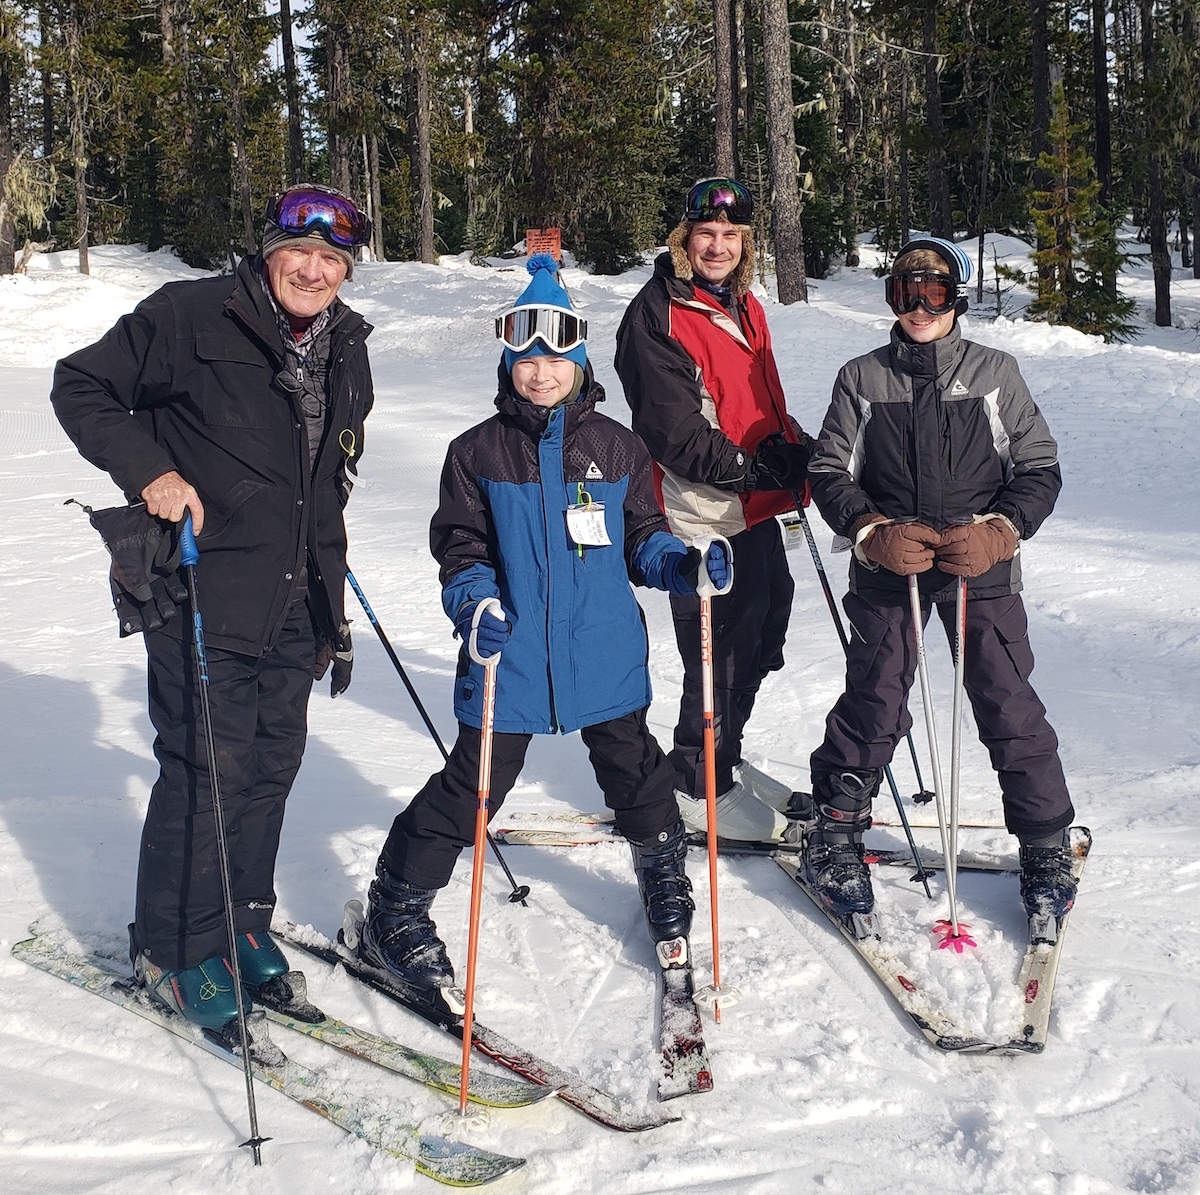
[704,541,731,590]
[662,548,702,595]
[455,602,511,658]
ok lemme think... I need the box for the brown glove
[860,520,941,575]
[935,519,1019,577]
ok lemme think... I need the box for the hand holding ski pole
[689,537,740,1021]
[456,597,506,1123]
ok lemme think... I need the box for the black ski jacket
[50,257,374,654]
[808,322,1061,602]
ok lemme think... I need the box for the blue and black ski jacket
[435,363,689,735]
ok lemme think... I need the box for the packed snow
[2,239,1199,1194]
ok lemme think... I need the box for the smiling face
[265,244,349,324]
[685,219,744,285]
[896,304,957,343]
[510,355,578,407]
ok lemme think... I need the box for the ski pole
[947,575,968,933]
[179,515,268,1165]
[790,497,933,895]
[345,569,530,907]
[692,536,739,1022]
[907,574,960,935]
[457,598,504,1118]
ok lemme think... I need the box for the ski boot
[799,769,881,934]
[134,950,241,1032]
[236,931,323,1023]
[359,863,456,1000]
[631,819,695,943]
[1018,829,1078,944]
[675,778,786,844]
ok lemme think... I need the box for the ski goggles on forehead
[495,305,588,353]
[266,187,372,249]
[685,178,754,224]
[886,271,958,316]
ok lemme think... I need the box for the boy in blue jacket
[359,256,728,996]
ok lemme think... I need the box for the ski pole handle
[468,596,505,667]
[692,534,734,598]
[179,512,199,567]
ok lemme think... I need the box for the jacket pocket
[198,478,271,542]
[193,333,272,429]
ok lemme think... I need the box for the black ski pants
[380,707,680,890]
[133,600,315,971]
[811,591,1074,839]
[668,517,794,799]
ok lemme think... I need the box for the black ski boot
[359,863,456,995]
[800,769,881,921]
[1019,829,1077,942]
[631,819,695,943]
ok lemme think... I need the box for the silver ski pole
[948,576,968,936]
[907,574,959,933]
[179,515,267,1164]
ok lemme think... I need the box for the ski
[264,1008,560,1109]
[775,825,1092,1055]
[12,933,524,1186]
[494,819,1017,871]
[654,937,713,1101]
[1004,826,1093,1054]
[274,917,680,1133]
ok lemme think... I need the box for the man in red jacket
[615,178,813,842]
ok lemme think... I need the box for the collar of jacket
[653,250,753,351]
[493,358,604,435]
[890,319,965,381]
[224,255,365,363]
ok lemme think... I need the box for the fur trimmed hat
[666,218,757,296]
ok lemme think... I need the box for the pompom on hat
[500,254,588,372]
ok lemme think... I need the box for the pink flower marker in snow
[933,919,977,952]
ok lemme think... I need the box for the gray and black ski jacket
[808,322,1061,603]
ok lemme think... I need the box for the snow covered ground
[2,240,1199,1194]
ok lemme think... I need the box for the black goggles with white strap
[495,305,588,353]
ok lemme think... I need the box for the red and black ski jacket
[614,252,802,543]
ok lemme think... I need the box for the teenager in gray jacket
[801,236,1077,934]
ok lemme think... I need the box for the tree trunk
[976,80,995,304]
[370,132,384,260]
[0,32,15,274]
[1030,0,1051,176]
[1193,177,1200,280]
[1141,0,1171,325]
[841,0,859,267]
[39,4,54,163]
[899,56,911,245]
[761,0,807,302]
[923,2,952,237]
[713,0,736,175]
[1092,0,1112,207]
[228,34,255,256]
[326,15,352,195]
[405,17,435,264]
[279,0,305,183]
[67,3,88,275]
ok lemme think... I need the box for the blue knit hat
[502,254,588,372]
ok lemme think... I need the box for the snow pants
[380,707,680,890]
[810,591,1074,839]
[132,600,315,971]
[668,516,794,799]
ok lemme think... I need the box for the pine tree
[1025,83,1137,341]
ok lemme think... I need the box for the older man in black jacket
[50,186,374,1032]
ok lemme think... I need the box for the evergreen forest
[2,1,1198,337]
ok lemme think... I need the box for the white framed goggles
[495,304,587,353]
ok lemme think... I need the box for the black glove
[748,433,814,491]
[83,502,188,637]
[314,621,354,697]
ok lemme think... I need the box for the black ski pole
[790,497,934,897]
[179,515,268,1164]
[345,569,531,906]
